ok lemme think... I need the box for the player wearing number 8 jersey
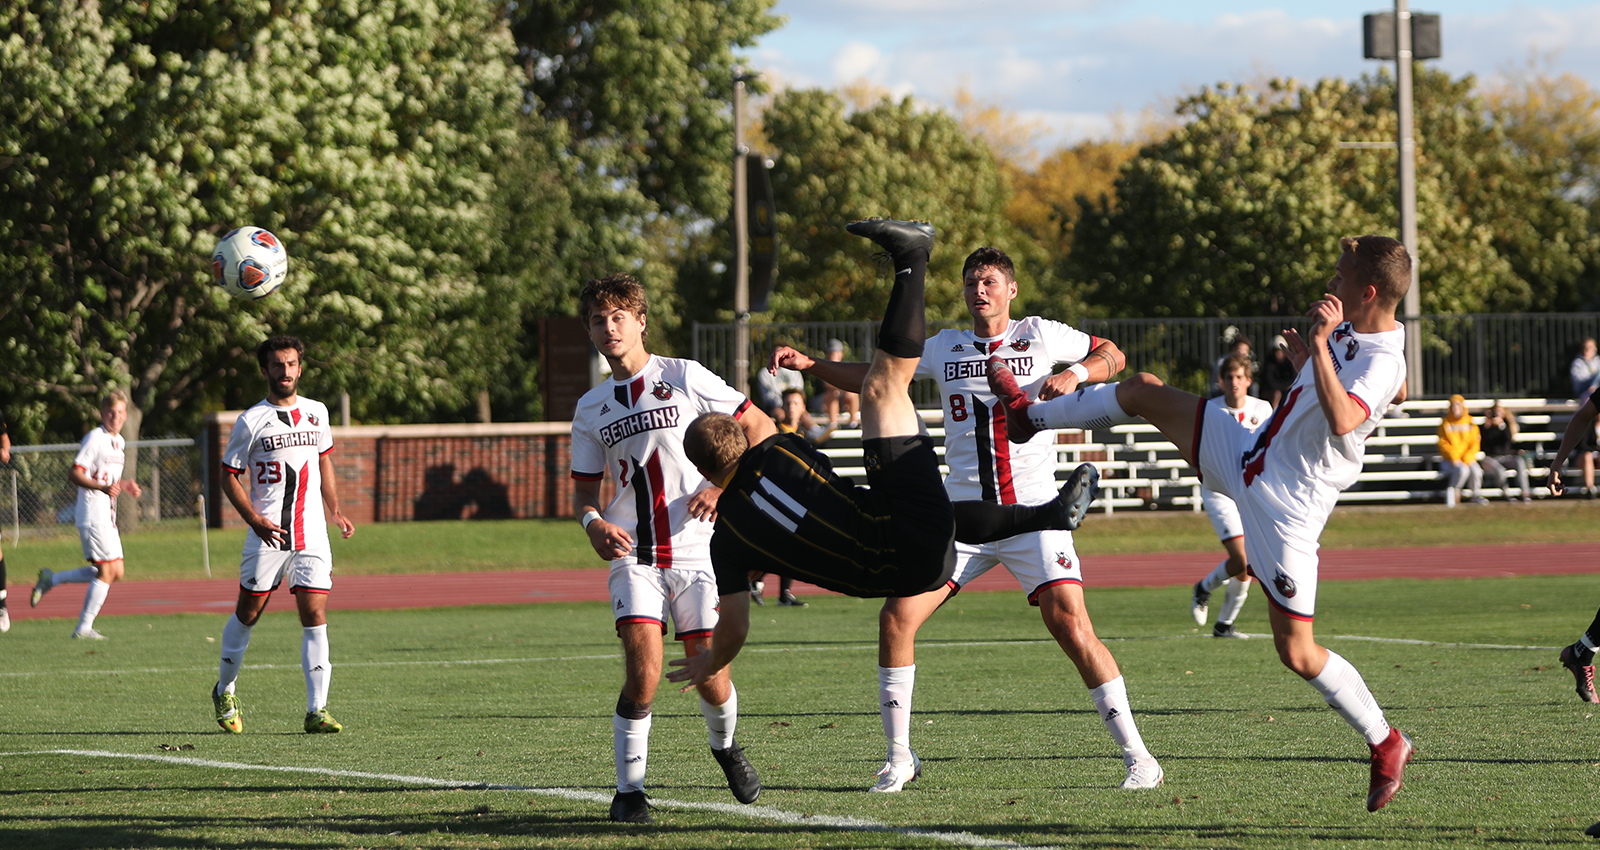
[768,245,1162,791]
[211,336,355,736]
[988,235,1415,812]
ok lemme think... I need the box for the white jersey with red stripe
[570,355,752,569]
[916,317,1096,504]
[221,398,335,553]
[1239,321,1406,538]
[73,426,126,529]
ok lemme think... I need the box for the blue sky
[752,1,1600,148]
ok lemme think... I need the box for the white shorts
[1200,487,1243,542]
[950,529,1081,605]
[1195,400,1321,621]
[77,524,123,564]
[240,548,333,596]
[609,559,720,640]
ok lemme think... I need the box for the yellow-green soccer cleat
[305,708,342,734]
[213,685,243,734]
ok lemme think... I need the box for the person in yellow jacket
[1438,394,1486,506]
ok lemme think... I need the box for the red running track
[7,542,1599,622]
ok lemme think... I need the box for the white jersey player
[210,336,355,736]
[989,235,1416,812]
[769,245,1164,792]
[32,390,143,639]
[1190,352,1276,638]
[569,273,776,824]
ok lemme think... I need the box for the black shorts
[853,434,956,595]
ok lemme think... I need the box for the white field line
[4,749,1055,850]
[0,633,1552,680]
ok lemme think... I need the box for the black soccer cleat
[712,739,761,804]
[1561,643,1600,704]
[1212,621,1248,639]
[1047,462,1100,531]
[608,789,653,824]
[845,218,935,261]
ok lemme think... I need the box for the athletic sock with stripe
[1309,650,1390,745]
[878,665,916,764]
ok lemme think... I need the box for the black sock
[876,249,928,359]
[1580,609,1600,659]
[952,500,1058,545]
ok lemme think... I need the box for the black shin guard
[616,694,652,720]
[876,250,928,359]
[952,500,1057,545]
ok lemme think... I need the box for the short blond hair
[684,413,748,476]
[101,388,129,410]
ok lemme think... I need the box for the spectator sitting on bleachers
[1438,394,1486,506]
[1573,338,1600,404]
[1478,401,1532,503]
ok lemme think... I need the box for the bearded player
[766,245,1162,791]
[988,236,1416,812]
[570,273,775,824]
[211,336,355,735]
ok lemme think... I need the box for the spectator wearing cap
[819,339,860,428]
[1260,334,1298,408]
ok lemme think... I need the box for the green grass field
[6,500,1597,582]
[5,573,1600,848]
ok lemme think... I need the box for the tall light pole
[731,69,755,397]
[1394,0,1423,396]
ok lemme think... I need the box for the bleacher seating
[815,398,1592,512]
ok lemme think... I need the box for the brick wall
[204,414,611,528]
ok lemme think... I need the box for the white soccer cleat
[868,751,922,793]
[0,607,9,633]
[1190,580,1210,626]
[72,628,106,640]
[1120,756,1164,790]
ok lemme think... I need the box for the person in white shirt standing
[570,273,777,824]
[769,245,1163,792]
[32,390,142,639]
[988,235,1416,812]
[1190,352,1275,639]
[211,336,355,735]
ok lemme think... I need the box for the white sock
[1200,560,1231,593]
[1090,676,1151,762]
[1217,576,1250,624]
[1030,382,1134,431]
[701,685,738,750]
[76,579,110,632]
[614,713,652,793]
[218,615,252,695]
[1308,651,1390,745]
[878,664,916,764]
[54,565,100,586]
[302,624,331,713]
[1582,633,1598,651]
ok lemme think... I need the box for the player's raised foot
[844,218,935,261]
[304,708,343,733]
[609,789,653,824]
[1212,621,1248,639]
[1044,462,1099,531]
[71,628,105,640]
[1120,756,1165,790]
[711,739,761,804]
[868,750,921,793]
[985,356,1039,443]
[213,685,243,734]
[1366,727,1414,811]
[777,591,807,607]
[1191,581,1211,625]
[31,568,53,607]
[1560,644,1600,703]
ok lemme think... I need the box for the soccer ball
[212,226,289,300]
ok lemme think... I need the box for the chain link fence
[1,438,202,541]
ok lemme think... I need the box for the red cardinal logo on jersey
[307,413,319,427]
[650,381,674,401]
[1009,339,1032,352]
[1273,572,1297,599]
[1055,552,1070,567]
[250,230,281,252]
[1344,338,1360,361]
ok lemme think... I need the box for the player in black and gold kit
[670,218,1098,689]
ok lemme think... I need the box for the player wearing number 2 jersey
[211,336,355,736]
[570,273,776,824]
[768,245,1163,792]
[989,235,1416,812]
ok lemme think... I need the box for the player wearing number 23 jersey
[222,397,336,555]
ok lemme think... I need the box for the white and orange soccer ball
[212,226,289,300]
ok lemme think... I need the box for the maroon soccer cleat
[1366,727,1414,812]
[985,356,1039,443]
[1561,644,1600,703]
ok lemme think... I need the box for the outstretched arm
[1039,340,1126,401]
[668,591,750,689]
[1549,399,1600,496]
[770,346,871,394]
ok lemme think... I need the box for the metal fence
[694,313,1600,400]
[1,438,202,541]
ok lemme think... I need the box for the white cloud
[831,42,889,83]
